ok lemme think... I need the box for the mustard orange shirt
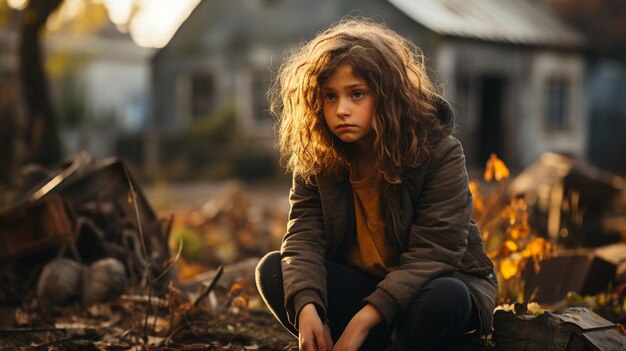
[345,166,400,277]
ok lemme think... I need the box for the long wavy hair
[269,18,444,185]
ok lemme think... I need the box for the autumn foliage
[471,154,555,303]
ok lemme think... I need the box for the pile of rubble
[0,153,172,306]
[0,154,296,350]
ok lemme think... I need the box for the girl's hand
[299,303,333,351]
[333,304,382,351]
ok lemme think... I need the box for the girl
[256,19,497,351]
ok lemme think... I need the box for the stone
[82,258,126,305]
[37,258,84,306]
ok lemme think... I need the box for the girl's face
[321,64,376,152]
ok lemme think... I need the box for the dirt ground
[0,300,298,350]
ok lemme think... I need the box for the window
[236,68,273,137]
[190,73,215,119]
[545,77,570,130]
[250,69,272,126]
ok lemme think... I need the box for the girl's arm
[281,175,329,328]
[364,136,473,325]
[333,303,383,351]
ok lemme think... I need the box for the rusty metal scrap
[0,195,77,262]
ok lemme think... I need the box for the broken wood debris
[0,195,76,262]
[0,262,296,350]
[0,154,298,350]
[0,155,172,307]
[493,304,626,350]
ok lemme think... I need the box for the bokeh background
[1,0,626,183]
[1,2,626,348]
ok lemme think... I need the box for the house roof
[388,0,585,47]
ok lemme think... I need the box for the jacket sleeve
[280,175,328,328]
[364,136,472,325]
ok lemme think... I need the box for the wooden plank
[493,309,572,351]
[547,307,615,332]
[493,307,623,351]
[580,327,626,351]
[565,333,593,351]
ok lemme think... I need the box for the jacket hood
[433,94,455,138]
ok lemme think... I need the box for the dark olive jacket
[280,100,498,336]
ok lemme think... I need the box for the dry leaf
[500,258,518,280]
[504,240,518,252]
[14,308,29,326]
[484,153,510,182]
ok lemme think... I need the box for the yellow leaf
[469,180,485,213]
[509,227,520,240]
[528,237,547,256]
[487,249,499,260]
[504,240,518,252]
[484,153,510,182]
[500,258,518,280]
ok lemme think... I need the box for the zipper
[387,196,407,252]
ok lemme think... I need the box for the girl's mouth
[336,123,355,130]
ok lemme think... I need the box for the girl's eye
[324,94,336,102]
[352,91,364,99]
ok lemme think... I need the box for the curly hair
[269,18,445,185]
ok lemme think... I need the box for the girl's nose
[336,99,351,117]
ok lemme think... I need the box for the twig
[192,266,224,308]
[162,320,208,346]
[152,239,184,284]
[0,327,66,333]
[163,213,174,245]
[122,164,153,340]
[120,294,168,308]
[478,193,502,227]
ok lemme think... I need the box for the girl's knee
[422,276,472,311]
[401,276,473,330]
[255,251,281,287]
[393,277,474,350]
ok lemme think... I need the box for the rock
[82,258,126,305]
[37,258,84,306]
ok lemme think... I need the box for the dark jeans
[255,251,479,351]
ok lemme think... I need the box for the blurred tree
[541,0,626,59]
[19,0,64,166]
[4,0,130,176]
[0,2,17,183]
[3,0,198,182]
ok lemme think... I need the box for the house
[540,0,626,173]
[586,59,626,172]
[151,0,586,172]
[44,19,155,161]
[1,1,156,165]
